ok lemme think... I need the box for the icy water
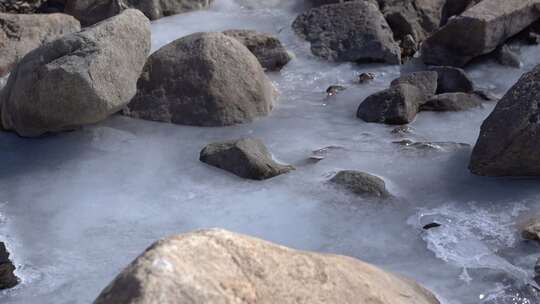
[2,1,540,303]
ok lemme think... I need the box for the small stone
[326,85,346,97]
[422,223,441,230]
[329,170,391,198]
[357,72,375,84]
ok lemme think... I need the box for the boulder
[329,170,392,198]
[390,71,438,99]
[494,44,522,68]
[357,83,424,125]
[94,229,440,304]
[522,219,540,242]
[199,138,294,180]
[0,242,18,290]
[470,64,540,176]
[0,12,80,77]
[429,66,474,94]
[223,29,291,71]
[125,32,275,127]
[0,9,150,137]
[422,0,540,67]
[64,0,213,26]
[420,92,483,111]
[292,1,401,64]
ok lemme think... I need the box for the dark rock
[125,32,275,127]
[292,1,401,64]
[522,219,540,242]
[326,85,346,97]
[420,92,483,112]
[0,9,150,137]
[400,34,418,59]
[357,83,424,125]
[0,242,18,290]
[422,223,441,230]
[495,44,522,68]
[470,64,540,176]
[0,0,46,13]
[200,138,294,180]
[429,66,474,94]
[390,71,438,99]
[329,170,391,198]
[357,72,375,84]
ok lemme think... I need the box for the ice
[2,1,540,303]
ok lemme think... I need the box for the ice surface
[2,1,540,303]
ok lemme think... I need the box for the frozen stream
[2,1,540,303]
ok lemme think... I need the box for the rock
[199,138,294,180]
[470,64,540,176]
[0,242,18,290]
[495,44,522,68]
[422,222,441,230]
[326,85,346,97]
[400,34,418,59]
[125,32,275,127]
[64,0,213,26]
[223,29,291,71]
[0,0,46,13]
[522,219,540,242]
[429,66,474,94]
[357,72,375,84]
[393,139,470,153]
[292,1,401,64]
[0,9,150,137]
[0,12,80,77]
[329,170,392,198]
[357,83,424,125]
[420,92,483,112]
[422,0,540,67]
[94,229,439,304]
[390,71,438,99]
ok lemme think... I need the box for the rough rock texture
[470,64,540,176]
[357,83,424,125]
[64,0,213,26]
[495,44,522,68]
[422,0,540,67]
[0,12,80,77]
[0,242,18,290]
[292,1,401,64]
[0,9,150,137]
[329,170,391,198]
[0,0,46,13]
[390,71,438,99]
[94,229,440,304]
[420,92,483,111]
[430,66,474,93]
[125,32,275,127]
[522,219,540,242]
[199,138,294,180]
[223,29,291,71]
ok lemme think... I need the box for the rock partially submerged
[0,242,18,290]
[422,0,540,66]
[0,9,150,137]
[470,64,540,176]
[429,66,474,94]
[0,12,80,77]
[390,71,438,99]
[200,138,294,180]
[125,32,275,127]
[522,219,540,242]
[223,29,291,71]
[329,170,392,198]
[420,93,483,112]
[94,229,439,304]
[292,1,401,64]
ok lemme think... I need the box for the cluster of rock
[0,242,18,290]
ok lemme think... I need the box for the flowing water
[2,1,540,303]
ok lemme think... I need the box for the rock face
[470,64,540,176]
[329,170,391,198]
[357,83,424,125]
[0,242,18,290]
[199,138,294,180]
[292,1,401,64]
[223,29,291,71]
[94,229,440,304]
[125,32,275,127]
[420,93,483,112]
[65,0,213,26]
[0,9,150,137]
[422,0,540,66]
[0,12,80,77]
[429,66,474,94]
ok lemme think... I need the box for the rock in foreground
[200,138,294,180]
[125,32,275,127]
[94,229,439,304]
[0,9,150,137]
[0,242,18,290]
[329,170,392,198]
[470,64,540,176]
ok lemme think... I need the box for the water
[2,1,540,303]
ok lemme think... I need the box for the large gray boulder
[0,242,18,290]
[470,64,540,176]
[0,12,80,77]
[223,29,291,71]
[420,92,483,112]
[390,71,438,99]
[0,9,150,137]
[94,229,440,304]
[292,1,401,64]
[329,170,392,198]
[125,32,276,127]
[422,0,540,67]
[199,138,294,180]
[429,66,474,94]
